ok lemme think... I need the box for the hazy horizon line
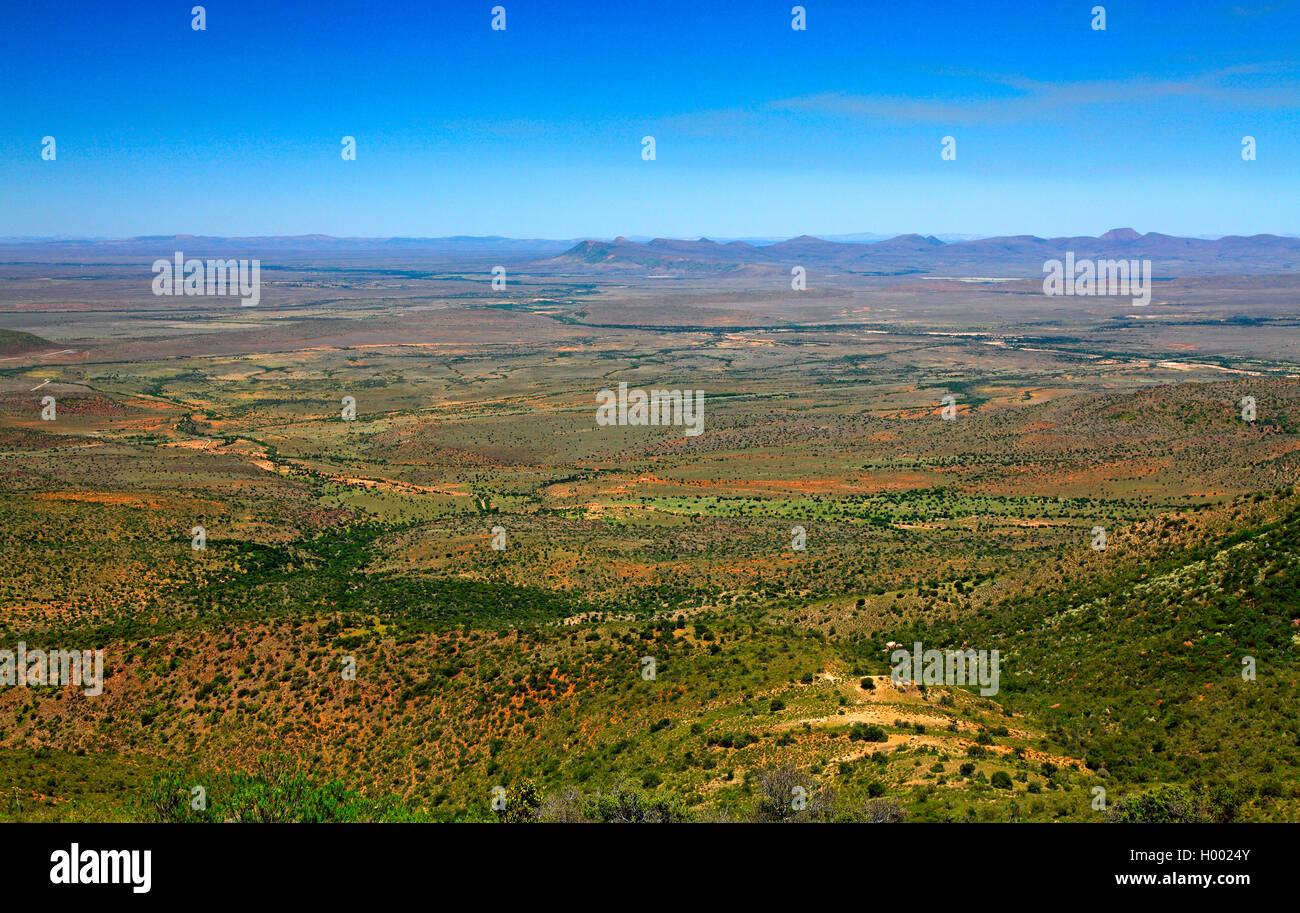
[3,229,1297,245]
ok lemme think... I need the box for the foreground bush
[141,757,426,823]
[1106,784,1244,823]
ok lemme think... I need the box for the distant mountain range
[541,229,1300,277]
[2,230,1297,276]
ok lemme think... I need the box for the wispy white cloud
[1228,1,1296,17]
[659,64,1300,134]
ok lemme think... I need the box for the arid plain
[1,233,1297,821]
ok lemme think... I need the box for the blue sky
[2,0,1298,238]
